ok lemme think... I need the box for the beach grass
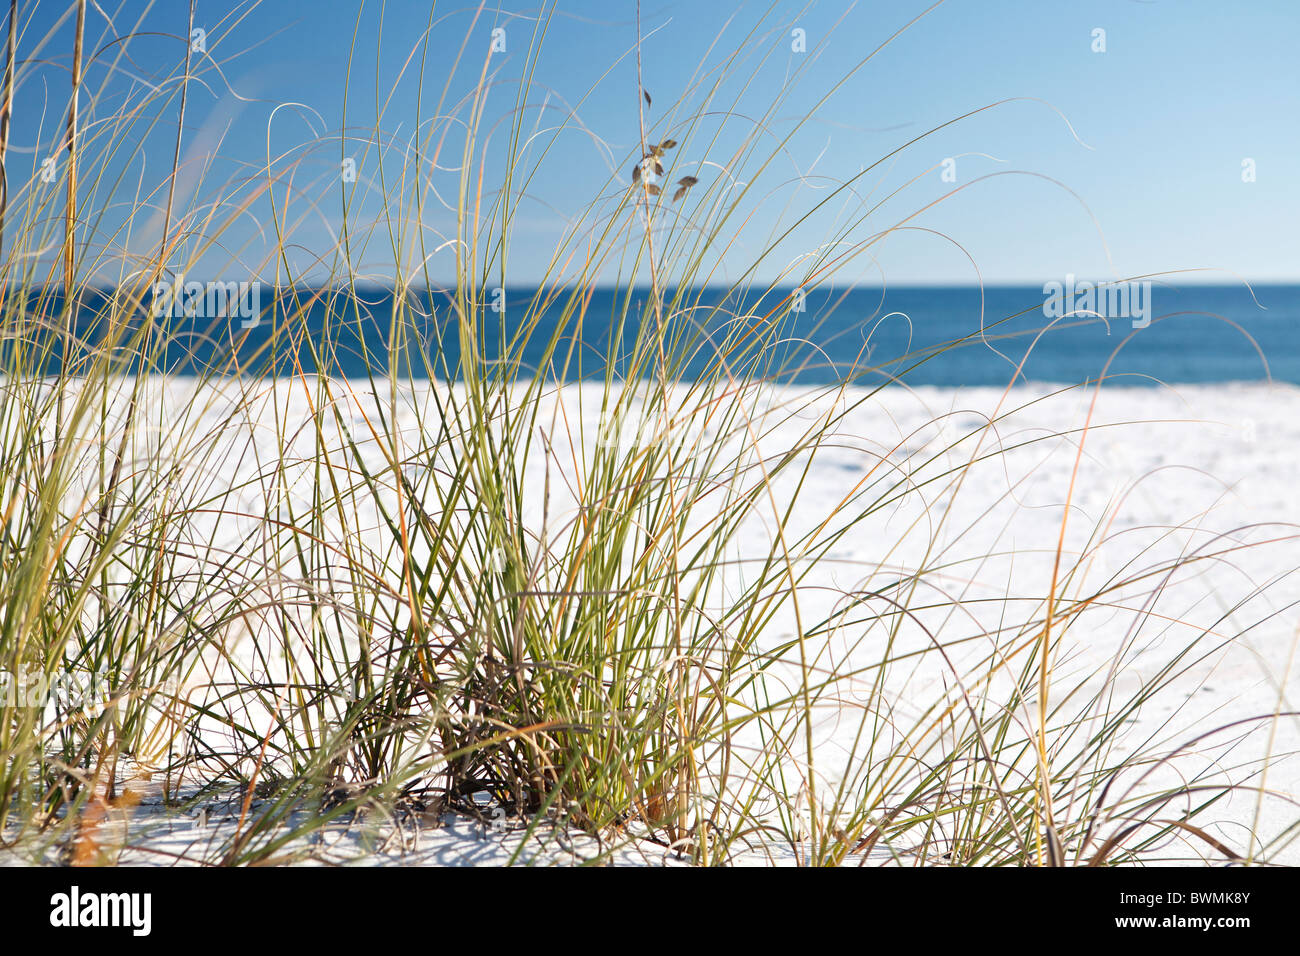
[0,1,1295,866]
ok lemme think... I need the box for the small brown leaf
[647,183,661,196]
[672,185,687,202]
[653,160,664,176]
[659,138,678,149]
[677,176,698,187]
[632,163,642,183]
[643,89,651,108]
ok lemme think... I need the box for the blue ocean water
[17,283,1300,387]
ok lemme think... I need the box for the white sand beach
[9,376,1295,866]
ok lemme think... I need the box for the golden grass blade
[0,0,15,266]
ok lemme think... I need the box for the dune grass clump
[0,2,1294,866]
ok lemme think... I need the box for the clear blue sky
[11,0,1299,286]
